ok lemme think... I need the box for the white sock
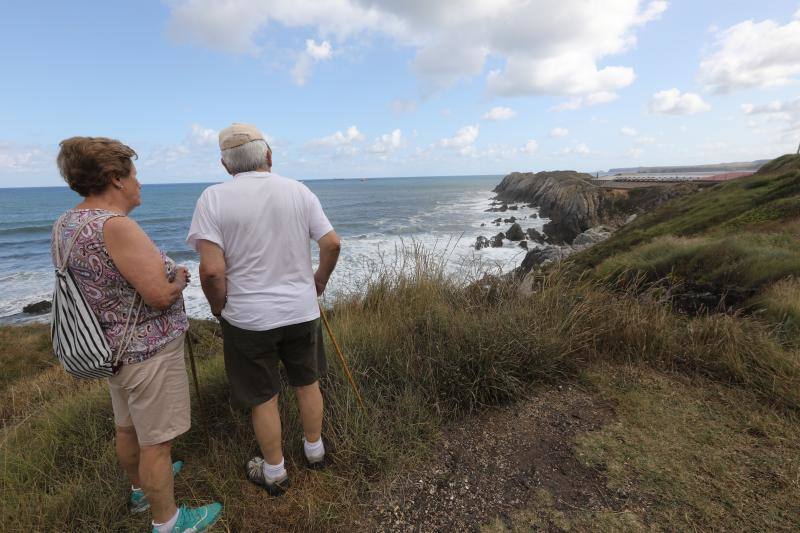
[263,457,287,481]
[131,485,142,493]
[304,437,325,460]
[153,508,179,533]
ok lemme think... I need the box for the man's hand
[314,270,328,296]
[197,240,227,317]
[315,231,341,297]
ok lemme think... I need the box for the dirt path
[360,384,626,532]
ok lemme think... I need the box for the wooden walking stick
[318,303,365,409]
[185,331,202,401]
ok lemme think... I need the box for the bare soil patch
[361,384,623,531]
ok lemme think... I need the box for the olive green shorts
[221,318,327,408]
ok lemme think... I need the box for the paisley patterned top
[51,209,188,365]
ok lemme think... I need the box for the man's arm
[197,239,227,316]
[314,230,341,296]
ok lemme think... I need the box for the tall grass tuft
[2,245,800,530]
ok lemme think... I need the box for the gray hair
[221,139,271,174]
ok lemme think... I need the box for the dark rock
[480,223,485,227]
[509,205,518,210]
[493,218,502,223]
[519,245,576,273]
[519,241,528,250]
[503,216,517,223]
[505,223,525,241]
[493,170,698,243]
[23,300,52,314]
[525,228,547,244]
[491,233,505,247]
[474,236,491,250]
[572,226,612,248]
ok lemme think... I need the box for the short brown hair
[57,137,138,197]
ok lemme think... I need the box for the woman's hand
[175,266,191,291]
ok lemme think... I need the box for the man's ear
[221,158,233,175]
[266,149,272,169]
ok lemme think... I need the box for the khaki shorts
[108,333,191,446]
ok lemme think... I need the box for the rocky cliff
[493,171,697,243]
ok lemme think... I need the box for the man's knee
[294,380,320,397]
[252,392,280,412]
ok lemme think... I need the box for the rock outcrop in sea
[492,170,697,244]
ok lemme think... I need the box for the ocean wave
[166,250,199,262]
[138,216,191,225]
[0,224,53,236]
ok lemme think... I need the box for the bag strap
[55,212,120,273]
[114,295,143,365]
[53,211,144,365]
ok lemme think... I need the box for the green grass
[596,233,800,304]
[483,364,800,532]
[3,252,800,530]
[0,324,55,391]
[571,154,800,271]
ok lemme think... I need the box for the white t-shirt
[187,171,334,331]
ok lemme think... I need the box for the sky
[1,0,799,187]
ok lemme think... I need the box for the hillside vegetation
[571,154,800,341]
[2,156,800,531]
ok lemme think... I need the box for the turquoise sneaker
[152,503,223,533]
[129,460,184,513]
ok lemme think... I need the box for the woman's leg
[115,425,141,487]
[139,440,177,523]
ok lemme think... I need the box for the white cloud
[620,126,637,136]
[306,39,332,60]
[482,106,516,120]
[292,39,333,86]
[558,142,591,156]
[439,125,479,148]
[522,139,539,154]
[483,144,519,159]
[0,142,52,173]
[167,0,668,96]
[649,89,711,115]
[189,123,218,145]
[391,98,418,114]
[699,15,800,93]
[636,135,656,144]
[741,98,800,118]
[552,90,620,111]
[549,127,569,138]
[627,147,644,158]
[308,126,365,154]
[741,97,800,142]
[144,123,232,170]
[369,129,403,154]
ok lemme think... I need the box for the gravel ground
[360,384,624,532]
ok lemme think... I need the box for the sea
[0,175,545,324]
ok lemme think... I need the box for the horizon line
[0,172,508,190]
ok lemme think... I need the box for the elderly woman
[52,137,221,533]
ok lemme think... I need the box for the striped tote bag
[51,213,141,379]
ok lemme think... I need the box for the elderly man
[187,123,341,496]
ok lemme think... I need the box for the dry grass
[2,247,800,530]
[483,364,800,532]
